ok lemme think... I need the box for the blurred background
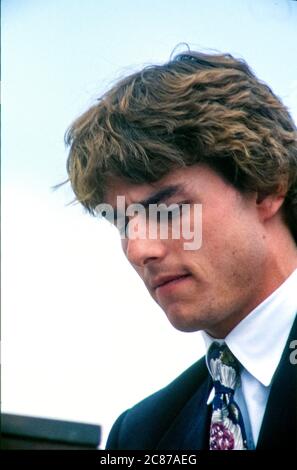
[2,0,297,448]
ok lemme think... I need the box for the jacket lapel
[156,373,212,450]
[257,315,297,449]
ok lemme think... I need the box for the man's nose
[123,235,167,267]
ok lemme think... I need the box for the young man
[63,50,297,449]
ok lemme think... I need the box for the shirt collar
[202,268,297,387]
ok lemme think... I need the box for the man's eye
[168,205,183,220]
[156,205,184,223]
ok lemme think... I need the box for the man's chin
[164,310,205,333]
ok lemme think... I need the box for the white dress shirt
[202,268,297,449]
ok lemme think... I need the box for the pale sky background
[2,0,297,449]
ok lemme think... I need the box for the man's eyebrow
[139,184,185,208]
[113,184,185,220]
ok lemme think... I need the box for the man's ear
[256,191,286,222]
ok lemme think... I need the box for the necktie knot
[207,342,240,393]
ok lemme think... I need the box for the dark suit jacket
[106,316,297,450]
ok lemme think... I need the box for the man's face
[105,164,270,337]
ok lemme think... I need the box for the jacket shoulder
[106,356,207,449]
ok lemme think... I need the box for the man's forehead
[104,176,152,205]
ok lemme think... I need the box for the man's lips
[151,273,192,290]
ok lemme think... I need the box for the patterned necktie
[206,342,248,450]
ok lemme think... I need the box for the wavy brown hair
[63,50,297,243]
